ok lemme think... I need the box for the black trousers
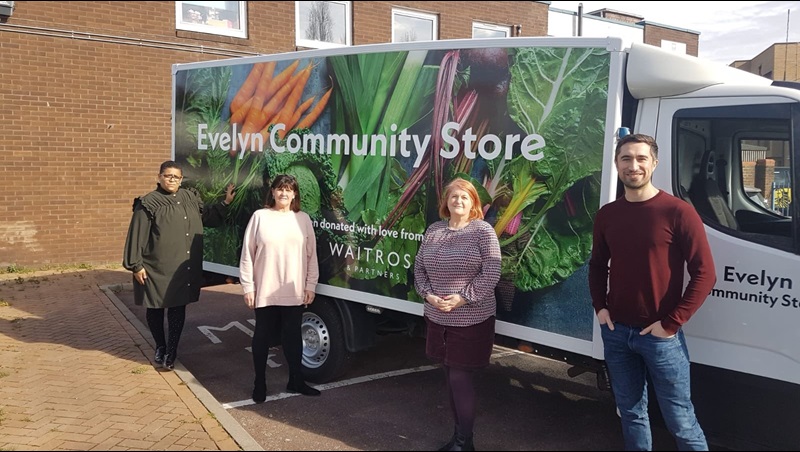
[252,305,304,385]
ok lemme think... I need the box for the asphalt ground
[114,281,685,451]
[0,267,691,451]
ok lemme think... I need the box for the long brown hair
[438,178,484,220]
[264,174,301,212]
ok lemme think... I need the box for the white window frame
[175,1,247,38]
[295,1,352,49]
[391,8,438,43]
[660,39,687,55]
[472,21,511,38]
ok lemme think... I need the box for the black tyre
[301,299,350,383]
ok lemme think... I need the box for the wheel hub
[301,312,330,369]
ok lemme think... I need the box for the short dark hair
[265,174,301,212]
[159,160,182,174]
[615,133,659,160]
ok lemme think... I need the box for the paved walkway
[0,267,261,451]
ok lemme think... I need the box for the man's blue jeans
[601,323,708,451]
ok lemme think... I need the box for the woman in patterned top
[414,178,501,451]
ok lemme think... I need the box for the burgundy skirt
[425,316,496,369]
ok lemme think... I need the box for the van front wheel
[301,300,349,383]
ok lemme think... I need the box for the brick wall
[729,43,799,81]
[351,1,548,43]
[0,1,283,268]
[755,159,776,203]
[643,23,698,57]
[0,1,549,267]
[742,161,756,188]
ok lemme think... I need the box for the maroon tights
[444,365,476,437]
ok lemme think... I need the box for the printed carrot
[241,105,269,136]
[270,63,314,135]
[250,61,277,106]
[229,97,254,127]
[295,87,332,130]
[260,69,305,126]
[277,95,316,139]
[241,61,278,129]
[282,63,314,116]
[259,60,300,106]
[242,60,298,134]
[230,62,266,114]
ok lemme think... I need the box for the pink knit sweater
[239,209,319,307]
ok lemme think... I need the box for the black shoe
[440,433,474,451]
[438,434,457,451]
[286,380,320,396]
[438,426,461,451]
[163,354,176,371]
[154,346,166,366]
[252,383,267,404]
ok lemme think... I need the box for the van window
[673,103,796,253]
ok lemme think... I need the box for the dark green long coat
[123,186,227,308]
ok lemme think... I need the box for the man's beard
[620,174,650,189]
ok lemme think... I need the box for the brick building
[548,7,699,57]
[0,1,696,267]
[731,42,800,82]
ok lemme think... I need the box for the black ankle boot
[443,433,474,451]
[154,346,166,366]
[438,435,456,451]
[163,353,176,371]
[286,380,320,396]
[438,426,460,451]
[252,382,267,404]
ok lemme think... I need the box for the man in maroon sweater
[589,133,716,451]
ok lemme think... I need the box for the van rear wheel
[301,300,349,383]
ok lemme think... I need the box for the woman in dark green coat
[123,160,234,370]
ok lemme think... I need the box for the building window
[392,8,437,43]
[472,22,511,38]
[660,39,687,54]
[296,1,351,48]
[176,1,247,38]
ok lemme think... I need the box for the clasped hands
[425,293,466,312]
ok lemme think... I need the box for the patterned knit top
[414,219,502,327]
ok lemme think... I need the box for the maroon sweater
[588,190,716,334]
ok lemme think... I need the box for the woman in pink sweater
[239,174,320,403]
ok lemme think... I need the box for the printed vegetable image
[174,57,335,265]
[502,47,607,292]
[227,60,332,149]
[173,44,610,340]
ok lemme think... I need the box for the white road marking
[222,348,519,409]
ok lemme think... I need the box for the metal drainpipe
[577,3,583,37]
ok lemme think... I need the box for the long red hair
[438,178,484,220]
